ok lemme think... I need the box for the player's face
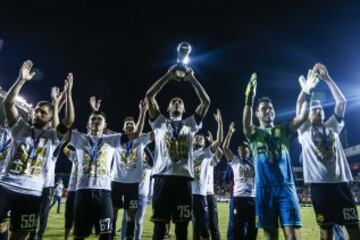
[256,102,275,125]
[238,146,250,158]
[88,114,106,133]
[31,104,53,128]
[123,120,136,134]
[309,106,325,125]
[168,97,185,116]
[194,135,205,148]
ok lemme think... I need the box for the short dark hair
[36,101,54,115]
[256,97,272,110]
[89,111,107,121]
[123,116,135,125]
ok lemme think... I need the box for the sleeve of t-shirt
[325,114,344,134]
[203,147,214,160]
[245,127,261,143]
[136,132,152,146]
[69,130,84,150]
[184,115,202,133]
[108,133,122,148]
[10,117,31,138]
[297,122,310,136]
[150,114,167,130]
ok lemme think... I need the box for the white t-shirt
[112,133,151,183]
[55,182,64,197]
[70,130,121,190]
[298,115,353,183]
[64,146,78,192]
[192,147,214,196]
[0,118,60,196]
[230,156,255,197]
[150,114,201,178]
[139,164,152,197]
[206,165,215,195]
[0,128,12,172]
[43,156,56,188]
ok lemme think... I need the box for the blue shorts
[256,184,302,228]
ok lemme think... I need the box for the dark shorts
[111,182,138,210]
[151,176,192,223]
[310,182,359,226]
[65,191,76,229]
[74,189,113,238]
[0,185,41,232]
[192,194,210,238]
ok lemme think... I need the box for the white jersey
[230,156,255,197]
[43,156,56,188]
[206,165,215,195]
[151,114,201,178]
[0,127,12,172]
[112,133,151,183]
[192,147,214,196]
[139,164,152,197]
[298,115,353,183]
[70,130,120,190]
[55,182,64,197]
[0,118,60,196]
[64,146,78,192]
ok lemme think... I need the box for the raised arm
[3,60,36,126]
[145,68,174,119]
[51,86,66,128]
[89,96,102,112]
[291,68,319,130]
[185,68,211,119]
[243,73,257,136]
[209,109,224,153]
[315,63,346,118]
[222,122,235,161]
[132,99,148,137]
[58,73,75,137]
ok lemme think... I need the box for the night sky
[1,1,360,172]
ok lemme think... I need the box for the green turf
[42,200,341,239]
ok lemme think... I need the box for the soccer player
[192,109,223,240]
[297,63,360,240]
[111,100,150,240]
[205,131,222,240]
[145,65,210,240]
[64,144,77,240]
[0,60,74,240]
[69,108,121,240]
[120,152,153,240]
[0,123,11,240]
[222,121,257,240]
[242,70,318,240]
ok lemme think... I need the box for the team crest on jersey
[317,214,324,223]
[312,127,336,163]
[8,138,48,176]
[164,133,188,162]
[120,148,138,169]
[83,143,110,176]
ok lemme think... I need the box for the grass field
[41,200,343,240]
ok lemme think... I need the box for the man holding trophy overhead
[145,42,211,240]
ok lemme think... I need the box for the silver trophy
[175,42,192,78]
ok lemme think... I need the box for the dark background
[1,1,359,173]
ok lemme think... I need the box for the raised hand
[64,73,74,93]
[51,87,64,105]
[206,131,214,143]
[298,68,319,95]
[19,60,36,81]
[245,73,257,107]
[183,66,195,82]
[229,121,235,133]
[214,109,223,124]
[138,99,148,113]
[89,96,102,112]
[314,63,331,81]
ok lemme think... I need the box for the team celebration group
[0,59,359,240]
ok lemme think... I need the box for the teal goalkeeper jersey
[246,122,295,187]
